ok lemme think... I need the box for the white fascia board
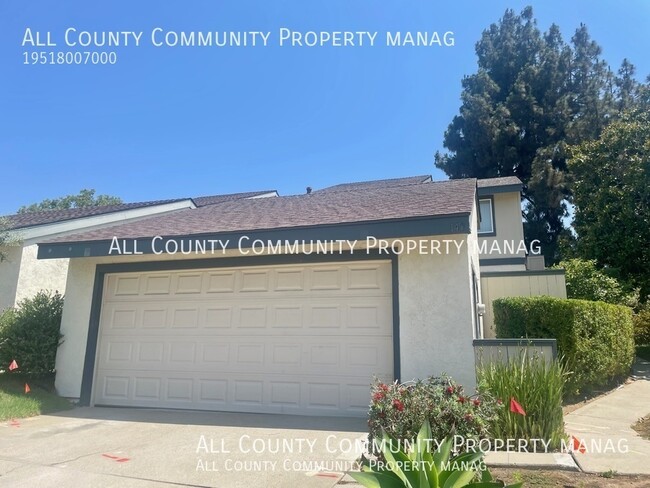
[14,200,195,243]
[247,191,278,199]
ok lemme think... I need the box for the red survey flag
[8,360,18,371]
[571,436,586,454]
[509,397,526,416]
[24,383,31,394]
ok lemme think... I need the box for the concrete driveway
[0,407,367,487]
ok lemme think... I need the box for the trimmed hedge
[634,304,650,346]
[0,291,64,375]
[494,296,634,395]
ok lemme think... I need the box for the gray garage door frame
[78,251,401,407]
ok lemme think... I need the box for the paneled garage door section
[93,261,393,416]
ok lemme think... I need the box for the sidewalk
[564,357,650,475]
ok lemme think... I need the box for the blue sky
[1,1,648,214]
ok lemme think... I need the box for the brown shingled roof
[314,175,432,193]
[476,176,522,188]
[3,199,189,231]
[43,178,477,244]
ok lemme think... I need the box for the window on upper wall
[478,198,494,234]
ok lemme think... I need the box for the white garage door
[93,260,394,416]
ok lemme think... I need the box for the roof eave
[477,183,522,196]
[37,213,472,260]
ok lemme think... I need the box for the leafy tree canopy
[569,108,650,299]
[18,189,122,214]
[555,258,638,307]
[435,6,645,264]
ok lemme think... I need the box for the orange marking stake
[24,383,31,394]
[8,360,18,371]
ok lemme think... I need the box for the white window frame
[478,198,495,235]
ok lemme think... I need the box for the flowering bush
[368,376,498,454]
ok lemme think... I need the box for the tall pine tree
[435,7,633,264]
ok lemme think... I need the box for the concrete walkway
[0,407,366,488]
[564,357,650,475]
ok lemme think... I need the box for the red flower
[378,383,389,392]
[372,392,385,402]
[393,399,404,412]
[473,399,481,407]
[446,386,454,395]
[457,396,466,404]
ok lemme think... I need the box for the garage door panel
[100,301,391,335]
[95,261,393,416]
[105,264,391,300]
[98,336,391,376]
[95,371,393,415]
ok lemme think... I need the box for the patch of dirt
[632,414,650,440]
[490,467,650,487]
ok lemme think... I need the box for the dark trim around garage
[78,251,402,406]
[391,257,401,382]
[37,214,471,260]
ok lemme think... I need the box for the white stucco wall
[398,244,477,391]
[0,246,23,311]
[14,244,69,304]
[54,234,480,399]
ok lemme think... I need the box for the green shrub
[634,304,650,346]
[477,350,567,449]
[368,376,498,454]
[556,259,637,307]
[351,420,523,488]
[494,296,635,395]
[0,291,64,375]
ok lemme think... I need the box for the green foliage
[0,373,72,420]
[434,6,646,264]
[494,296,635,395]
[556,259,638,307]
[477,350,567,449]
[18,189,122,213]
[569,109,650,298]
[0,217,22,262]
[350,421,523,488]
[368,376,498,455]
[633,304,650,346]
[0,291,64,375]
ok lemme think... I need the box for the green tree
[569,109,650,299]
[0,218,21,262]
[435,7,630,264]
[18,189,122,213]
[556,258,637,307]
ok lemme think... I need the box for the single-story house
[35,175,564,417]
[0,191,277,311]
